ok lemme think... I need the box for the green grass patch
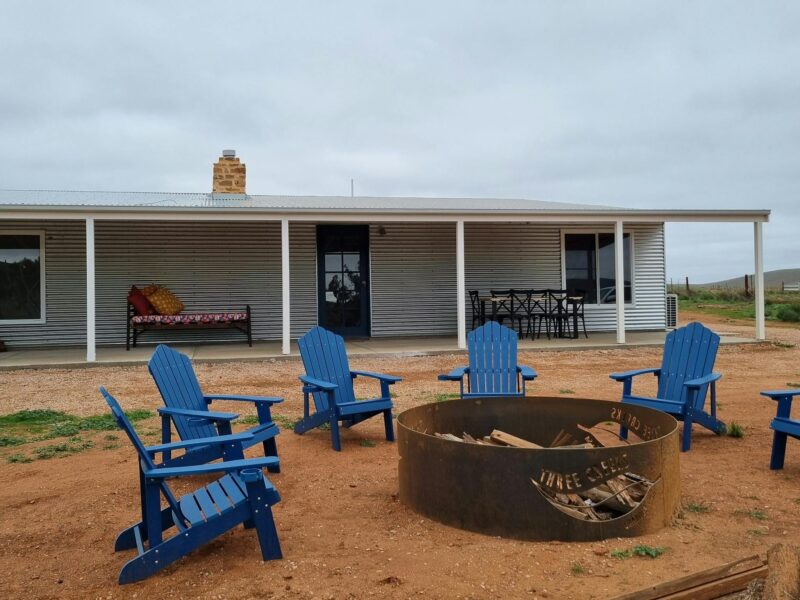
[359,439,376,448]
[434,393,461,403]
[686,502,710,514]
[736,508,768,521]
[674,289,800,324]
[727,422,745,438]
[570,562,585,575]
[0,409,151,445]
[611,545,666,560]
[6,453,32,463]
[272,415,300,430]
[748,529,768,537]
[33,438,94,460]
[559,389,576,395]
[787,383,800,388]
[238,415,261,425]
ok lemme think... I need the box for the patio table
[478,295,511,324]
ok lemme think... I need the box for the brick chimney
[212,149,246,194]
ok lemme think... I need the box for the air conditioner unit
[666,293,678,329]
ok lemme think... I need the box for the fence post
[685,276,690,295]
[744,274,749,296]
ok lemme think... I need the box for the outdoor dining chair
[469,290,483,330]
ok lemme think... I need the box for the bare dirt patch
[1,317,799,599]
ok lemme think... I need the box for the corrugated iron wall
[369,222,457,336]
[1,219,665,348]
[0,220,87,346]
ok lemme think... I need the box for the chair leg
[262,438,280,473]
[581,315,588,339]
[330,415,342,451]
[770,431,788,470]
[681,417,693,452]
[242,475,283,561]
[383,409,395,442]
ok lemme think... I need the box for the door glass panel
[342,253,360,272]
[325,253,342,271]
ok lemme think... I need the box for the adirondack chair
[148,344,282,471]
[437,321,538,398]
[610,322,726,452]
[294,326,401,451]
[760,389,800,469]
[100,387,282,584]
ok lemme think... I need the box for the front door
[317,225,370,337]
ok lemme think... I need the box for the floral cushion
[131,312,248,325]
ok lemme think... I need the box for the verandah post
[456,219,466,349]
[86,217,96,362]
[281,218,291,354]
[754,220,765,340]
[615,220,626,344]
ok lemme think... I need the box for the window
[0,233,45,322]
[564,232,631,304]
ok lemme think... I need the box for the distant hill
[697,268,800,289]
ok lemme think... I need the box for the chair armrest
[609,368,661,381]
[204,394,283,405]
[299,375,338,391]
[144,455,278,479]
[761,389,800,400]
[684,372,722,388]
[518,365,538,380]
[146,431,255,454]
[438,366,469,381]
[157,407,238,422]
[350,370,402,383]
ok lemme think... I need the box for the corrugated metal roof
[0,189,618,211]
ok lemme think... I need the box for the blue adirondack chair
[294,326,401,451]
[148,344,282,472]
[100,387,282,584]
[610,322,726,452]
[760,389,800,469]
[437,321,538,398]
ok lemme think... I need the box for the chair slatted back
[510,289,532,318]
[469,290,481,319]
[100,387,182,517]
[148,345,217,441]
[467,321,519,396]
[298,327,357,411]
[489,289,513,317]
[529,290,548,315]
[657,322,720,407]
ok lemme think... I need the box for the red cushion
[128,286,154,316]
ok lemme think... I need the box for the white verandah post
[754,221,765,340]
[281,219,291,355]
[86,217,96,362]
[456,219,466,349]
[614,220,626,344]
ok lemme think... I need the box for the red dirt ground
[1,313,799,599]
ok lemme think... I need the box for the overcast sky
[1,2,797,282]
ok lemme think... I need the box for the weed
[748,529,768,536]
[359,439,376,448]
[238,415,261,425]
[33,439,94,460]
[727,422,745,438]
[0,409,151,444]
[319,422,331,431]
[787,383,800,388]
[686,502,710,514]
[272,415,300,430]
[610,549,631,560]
[559,389,576,395]
[736,509,768,521]
[104,434,118,441]
[632,545,665,559]
[434,393,461,403]
[6,453,32,463]
[102,443,120,450]
[570,562,585,575]
[773,341,795,349]
[0,435,25,447]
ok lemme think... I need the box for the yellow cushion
[145,286,184,316]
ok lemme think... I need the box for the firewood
[582,488,633,514]
[489,430,543,449]
[462,432,477,444]
[434,433,463,442]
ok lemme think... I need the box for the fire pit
[397,396,680,542]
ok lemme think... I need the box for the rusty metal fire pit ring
[397,396,680,542]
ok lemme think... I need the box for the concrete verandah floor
[0,329,757,370]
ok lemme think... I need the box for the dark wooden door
[316,225,370,337]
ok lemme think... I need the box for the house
[0,150,770,362]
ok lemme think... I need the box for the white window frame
[560,229,635,308]
[0,230,47,324]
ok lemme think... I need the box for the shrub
[774,304,800,322]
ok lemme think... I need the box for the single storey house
[0,151,769,362]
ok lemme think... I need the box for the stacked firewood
[434,425,653,522]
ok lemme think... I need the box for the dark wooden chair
[570,292,588,339]
[489,289,514,325]
[510,289,535,338]
[469,290,483,330]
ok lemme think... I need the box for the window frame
[560,229,635,307]
[0,230,47,324]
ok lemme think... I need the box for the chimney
[212,149,246,194]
